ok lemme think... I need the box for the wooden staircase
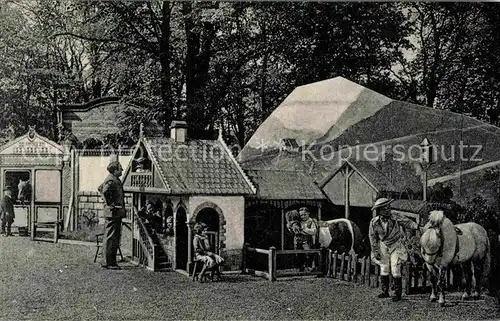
[131,208,171,271]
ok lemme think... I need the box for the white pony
[420,210,490,307]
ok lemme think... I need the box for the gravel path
[1,237,498,320]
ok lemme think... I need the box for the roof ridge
[218,135,257,194]
[0,129,64,153]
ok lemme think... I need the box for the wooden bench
[31,221,61,243]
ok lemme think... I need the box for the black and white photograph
[1,1,500,320]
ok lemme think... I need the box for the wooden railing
[242,244,327,282]
[327,250,463,294]
[131,207,156,270]
[243,246,463,293]
[130,172,153,188]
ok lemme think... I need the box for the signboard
[0,132,63,156]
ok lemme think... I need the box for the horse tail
[343,219,355,255]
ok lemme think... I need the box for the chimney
[170,120,188,143]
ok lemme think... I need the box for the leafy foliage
[1,2,500,149]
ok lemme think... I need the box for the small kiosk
[0,127,71,235]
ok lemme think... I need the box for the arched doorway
[175,207,188,270]
[195,208,220,253]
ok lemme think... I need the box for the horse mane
[285,210,300,223]
[428,210,445,228]
[421,228,440,253]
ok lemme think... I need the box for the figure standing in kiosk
[1,186,15,236]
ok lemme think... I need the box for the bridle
[421,226,444,257]
[421,225,460,261]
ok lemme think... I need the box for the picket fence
[242,244,464,294]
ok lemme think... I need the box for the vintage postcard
[0,1,499,320]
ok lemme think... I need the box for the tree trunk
[160,1,172,133]
[182,3,216,139]
[182,2,198,134]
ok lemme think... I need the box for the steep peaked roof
[239,76,392,161]
[246,169,326,200]
[134,136,256,195]
[0,128,64,155]
[240,76,500,203]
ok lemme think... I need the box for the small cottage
[122,121,256,274]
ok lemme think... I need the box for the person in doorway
[192,223,224,282]
[164,216,174,236]
[369,198,422,302]
[98,161,126,270]
[0,186,15,236]
[294,207,319,272]
[140,200,163,234]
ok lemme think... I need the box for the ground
[0,237,499,321]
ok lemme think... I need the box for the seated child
[192,223,224,282]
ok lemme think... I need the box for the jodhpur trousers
[104,217,122,266]
[378,241,408,277]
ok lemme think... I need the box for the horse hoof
[439,302,445,307]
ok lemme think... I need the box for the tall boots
[378,276,402,301]
[392,277,402,302]
[378,275,390,298]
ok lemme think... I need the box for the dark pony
[286,210,365,255]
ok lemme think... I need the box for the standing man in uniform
[0,186,15,236]
[98,161,126,270]
[369,198,422,302]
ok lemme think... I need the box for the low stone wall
[77,191,133,226]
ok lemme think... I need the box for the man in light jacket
[369,198,421,302]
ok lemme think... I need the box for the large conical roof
[239,76,392,161]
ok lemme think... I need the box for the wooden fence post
[366,256,371,286]
[346,254,352,281]
[241,243,248,273]
[54,222,59,243]
[327,249,333,277]
[269,246,276,282]
[353,254,358,283]
[332,251,338,279]
[320,248,328,277]
[360,256,366,284]
[340,253,346,281]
